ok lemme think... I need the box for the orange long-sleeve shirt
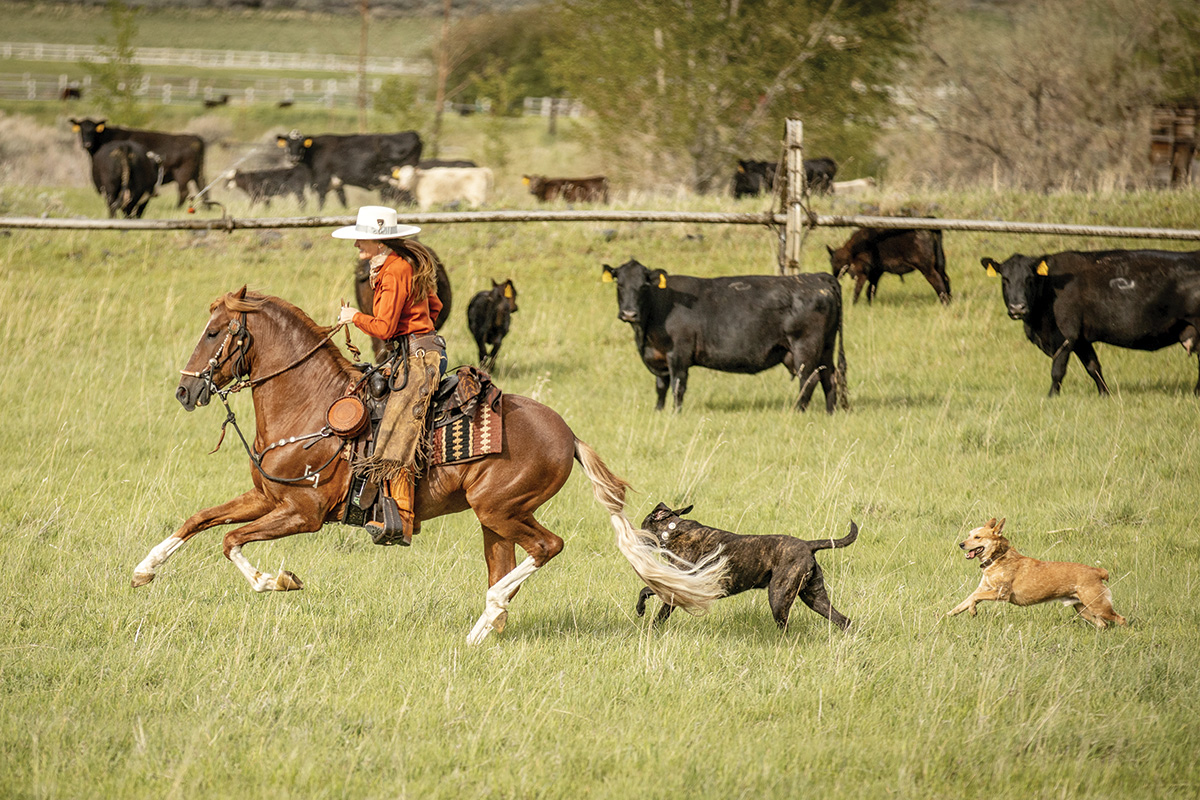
[352,252,442,341]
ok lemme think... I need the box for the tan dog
[948,517,1127,628]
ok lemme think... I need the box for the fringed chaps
[355,348,443,485]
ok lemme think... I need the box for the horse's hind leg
[466,517,564,645]
[132,489,274,587]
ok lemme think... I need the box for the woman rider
[333,205,446,546]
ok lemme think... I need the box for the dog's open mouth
[965,546,985,560]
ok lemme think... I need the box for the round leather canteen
[326,395,369,438]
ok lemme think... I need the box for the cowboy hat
[331,205,421,240]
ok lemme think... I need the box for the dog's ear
[672,504,693,517]
[994,517,1006,535]
[986,517,997,530]
[648,503,674,521]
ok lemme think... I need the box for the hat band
[357,223,402,236]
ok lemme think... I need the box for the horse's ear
[234,285,248,300]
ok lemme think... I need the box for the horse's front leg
[222,501,326,592]
[132,490,275,587]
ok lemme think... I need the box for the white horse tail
[573,437,728,615]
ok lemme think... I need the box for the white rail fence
[0,41,432,77]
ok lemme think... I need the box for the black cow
[69,117,205,207]
[732,157,838,199]
[467,279,518,371]
[90,140,161,218]
[601,259,847,412]
[980,250,1200,396]
[225,165,309,208]
[828,227,950,304]
[354,252,453,362]
[276,129,422,209]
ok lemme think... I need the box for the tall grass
[1,185,1199,798]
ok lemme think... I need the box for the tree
[547,0,920,193]
[885,0,1200,190]
[80,0,146,126]
[439,6,567,114]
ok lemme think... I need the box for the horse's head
[176,286,259,411]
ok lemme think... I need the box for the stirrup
[365,495,412,546]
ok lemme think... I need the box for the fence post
[780,118,808,275]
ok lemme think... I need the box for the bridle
[180,311,362,487]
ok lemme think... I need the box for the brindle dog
[636,503,858,630]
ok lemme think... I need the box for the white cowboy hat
[331,205,421,240]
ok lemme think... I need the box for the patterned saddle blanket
[428,366,503,466]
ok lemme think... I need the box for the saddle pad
[430,399,502,466]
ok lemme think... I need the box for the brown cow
[523,174,609,203]
[827,227,950,305]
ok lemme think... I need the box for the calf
[387,165,493,210]
[981,249,1200,396]
[828,227,950,304]
[601,259,847,412]
[467,279,519,371]
[225,165,309,208]
[523,174,609,203]
[636,503,857,630]
[90,140,161,218]
[70,117,205,207]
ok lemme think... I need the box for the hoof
[273,570,304,591]
[492,610,508,634]
[131,571,155,588]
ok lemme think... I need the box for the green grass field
[1,182,1199,798]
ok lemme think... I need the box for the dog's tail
[807,521,859,551]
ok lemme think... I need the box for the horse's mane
[211,288,359,379]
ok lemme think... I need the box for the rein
[184,313,363,486]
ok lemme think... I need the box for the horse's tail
[573,437,728,615]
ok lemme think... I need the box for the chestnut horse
[133,288,727,644]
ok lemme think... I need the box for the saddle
[339,365,502,528]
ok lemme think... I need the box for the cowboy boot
[365,478,414,546]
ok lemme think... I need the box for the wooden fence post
[780,118,808,274]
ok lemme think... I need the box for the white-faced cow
[91,140,162,218]
[601,259,847,412]
[275,129,422,209]
[980,250,1200,396]
[70,117,205,207]
[828,227,950,305]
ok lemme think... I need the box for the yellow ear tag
[71,124,80,132]
[658,274,667,289]
[303,138,312,147]
[96,124,105,132]
[504,285,513,299]
[276,139,286,147]
[986,265,998,277]
[1036,261,1049,276]
[601,271,613,283]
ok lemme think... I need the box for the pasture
[2,186,1200,798]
